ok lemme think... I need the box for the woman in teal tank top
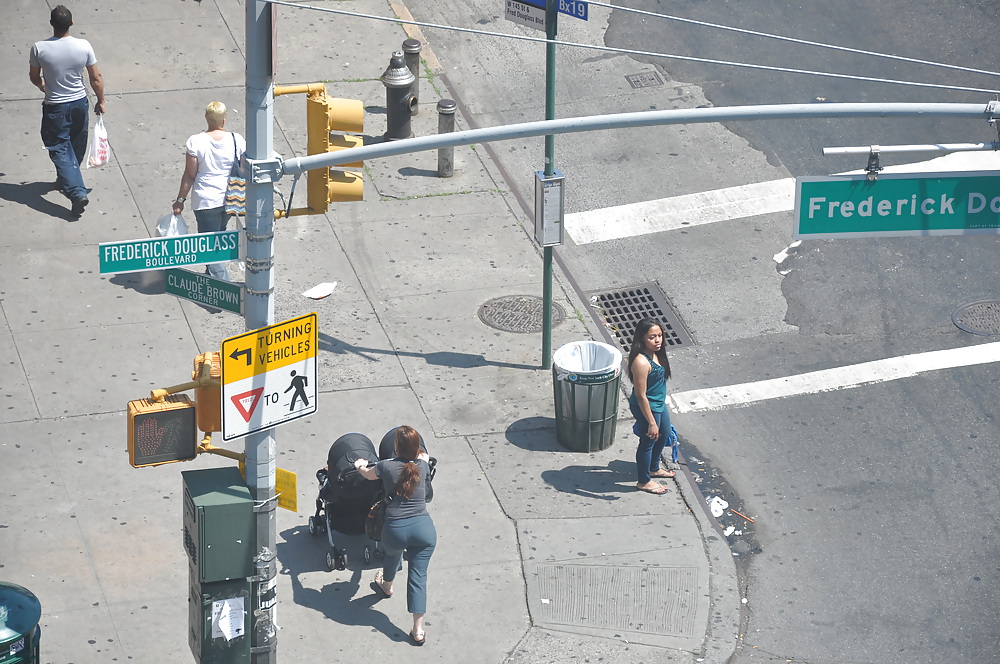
[627,318,674,494]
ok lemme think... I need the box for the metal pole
[402,38,421,116]
[541,0,558,370]
[245,2,277,662]
[823,141,1000,156]
[437,99,456,177]
[282,103,995,173]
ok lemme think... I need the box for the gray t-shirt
[29,36,97,104]
[375,459,429,520]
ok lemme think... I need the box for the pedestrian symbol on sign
[284,370,309,411]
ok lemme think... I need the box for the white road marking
[669,341,1000,413]
[566,151,999,245]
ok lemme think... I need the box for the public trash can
[552,340,623,452]
[0,582,41,664]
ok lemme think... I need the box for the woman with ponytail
[354,425,436,645]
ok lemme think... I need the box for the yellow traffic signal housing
[193,352,221,433]
[306,93,365,214]
[127,395,198,467]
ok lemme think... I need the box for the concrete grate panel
[534,564,699,636]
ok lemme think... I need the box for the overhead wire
[584,0,1000,79]
[264,0,1000,95]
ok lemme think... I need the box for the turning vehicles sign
[221,314,318,440]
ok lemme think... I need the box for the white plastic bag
[156,212,188,237]
[86,115,109,168]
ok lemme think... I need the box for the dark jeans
[630,400,670,485]
[193,206,230,280]
[40,97,89,202]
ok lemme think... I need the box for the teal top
[629,352,666,413]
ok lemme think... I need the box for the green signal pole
[541,0,558,369]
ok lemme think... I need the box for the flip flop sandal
[409,630,426,646]
[637,484,668,495]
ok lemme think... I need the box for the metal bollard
[437,99,457,178]
[402,38,421,116]
[380,51,416,141]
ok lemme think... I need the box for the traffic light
[306,92,364,214]
[193,352,221,434]
[127,394,198,467]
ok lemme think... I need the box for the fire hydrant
[380,51,416,141]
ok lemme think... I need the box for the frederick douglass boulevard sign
[99,231,241,274]
[794,171,1000,239]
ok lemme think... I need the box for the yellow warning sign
[276,468,297,512]
[222,313,317,384]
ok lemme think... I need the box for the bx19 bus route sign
[794,171,1000,239]
[99,231,240,274]
[220,313,318,441]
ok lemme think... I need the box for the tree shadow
[318,331,537,370]
[0,178,76,221]
[277,523,409,642]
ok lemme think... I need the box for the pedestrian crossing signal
[127,395,198,467]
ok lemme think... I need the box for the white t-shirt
[29,36,97,105]
[185,131,246,210]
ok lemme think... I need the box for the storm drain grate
[625,70,664,89]
[588,283,693,351]
[953,299,1000,336]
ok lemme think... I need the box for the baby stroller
[308,433,382,571]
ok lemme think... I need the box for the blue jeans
[630,400,670,485]
[40,98,89,202]
[193,206,230,280]
[381,513,436,614]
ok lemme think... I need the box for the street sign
[165,269,243,314]
[99,231,240,274]
[795,171,1000,239]
[220,313,318,441]
[518,0,589,20]
[535,169,565,246]
[506,0,546,31]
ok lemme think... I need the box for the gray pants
[381,513,436,614]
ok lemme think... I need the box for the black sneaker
[71,197,89,216]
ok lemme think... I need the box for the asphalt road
[404,0,1000,661]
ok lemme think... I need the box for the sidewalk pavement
[0,0,739,662]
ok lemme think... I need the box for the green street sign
[165,268,243,314]
[99,231,240,274]
[794,171,1000,239]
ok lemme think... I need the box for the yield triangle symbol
[232,388,265,423]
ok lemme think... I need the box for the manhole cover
[588,283,693,351]
[478,295,565,333]
[626,70,664,89]
[953,300,1000,335]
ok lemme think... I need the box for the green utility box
[182,467,254,583]
[0,582,41,664]
[188,573,250,664]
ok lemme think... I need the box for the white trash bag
[156,212,188,238]
[86,115,110,168]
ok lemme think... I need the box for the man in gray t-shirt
[28,5,106,217]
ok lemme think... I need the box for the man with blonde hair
[173,102,246,281]
[29,4,106,218]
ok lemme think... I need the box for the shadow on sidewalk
[318,331,537,370]
[0,178,76,221]
[278,523,409,642]
[506,417,634,500]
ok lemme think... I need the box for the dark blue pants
[193,206,230,280]
[381,513,436,614]
[40,98,89,202]
[630,400,670,485]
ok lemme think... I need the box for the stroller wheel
[363,546,372,564]
[325,550,335,571]
[336,550,348,571]
[308,516,319,536]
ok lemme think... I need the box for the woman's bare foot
[650,469,675,478]
[636,482,667,494]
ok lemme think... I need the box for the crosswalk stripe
[669,341,1000,414]
[565,151,999,245]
